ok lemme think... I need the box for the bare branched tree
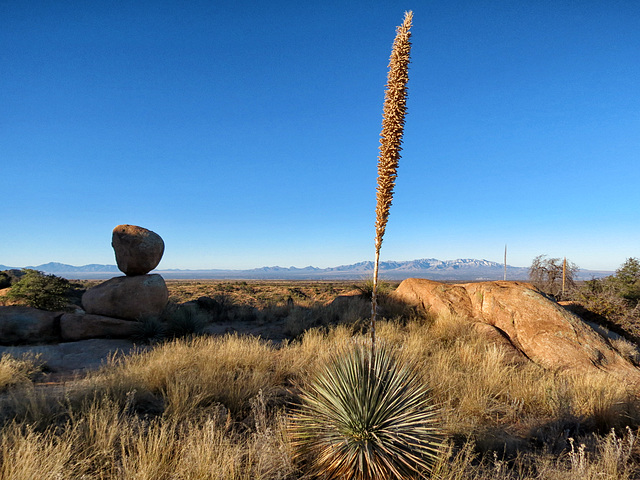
[529,254,578,299]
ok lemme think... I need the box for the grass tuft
[0,353,42,392]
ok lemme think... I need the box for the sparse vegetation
[165,280,356,309]
[572,257,640,341]
[354,279,395,300]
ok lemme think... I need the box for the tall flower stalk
[504,244,508,281]
[289,19,443,480]
[562,256,567,298]
[372,11,413,349]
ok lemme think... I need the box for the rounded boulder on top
[112,224,164,276]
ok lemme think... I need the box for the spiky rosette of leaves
[290,341,443,480]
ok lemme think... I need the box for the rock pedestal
[82,274,168,320]
[82,225,168,321]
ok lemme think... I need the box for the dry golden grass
[0,353,41,392]
[432,427,638,480]
[83,334,293,420]
[0,396,295,480]
[0,292,639,478]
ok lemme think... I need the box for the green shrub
[162,303,207,338]
[572,258,640,340]
[354,279,393,300]
[0,272,11,289]
[5,269,71,311]
[290,341,443,480]
[611,257,640,304]
[133,316,167,343]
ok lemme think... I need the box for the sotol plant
[290,342,443,480]
[291,12,443,480]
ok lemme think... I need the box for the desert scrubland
[0,277,639,479]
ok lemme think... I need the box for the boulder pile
[0,225,169,347]
[82,225,169,321]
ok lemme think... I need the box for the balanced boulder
[82,274,168,321]
[112,224,164,276]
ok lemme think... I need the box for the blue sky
[2,1,638,271]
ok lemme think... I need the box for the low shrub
[353,279,394,300]
[572,258,640,340]
[0,272,11,289]
[4,269,71,311]
[162,303,208,338]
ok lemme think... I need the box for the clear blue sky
[2,1,638,271]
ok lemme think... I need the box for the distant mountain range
[0,262,121,274]
[0,259,613,281]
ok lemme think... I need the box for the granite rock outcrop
[394,278,640,383]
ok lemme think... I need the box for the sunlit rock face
[394,278,640,384]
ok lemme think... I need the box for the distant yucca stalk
[290,342,443,480]
[504,244,507,281]
[372,11,413,349]
[562,256,567,298]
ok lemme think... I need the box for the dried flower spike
[372,11,413,348]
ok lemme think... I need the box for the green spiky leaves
[290,342,443,479]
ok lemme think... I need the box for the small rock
[82,274,168,321]
[60,313,140,341]
[112,224,164,276]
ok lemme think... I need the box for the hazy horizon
[0,257,615,273]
